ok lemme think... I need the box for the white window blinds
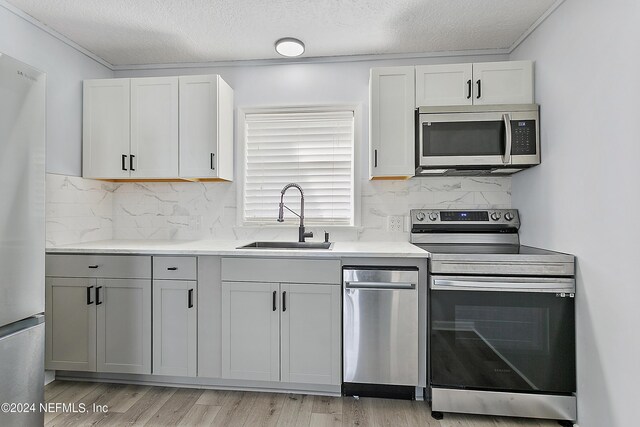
[243,110,355,225]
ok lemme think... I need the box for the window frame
[237,104,362,228]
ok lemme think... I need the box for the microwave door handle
[503,113,512,165]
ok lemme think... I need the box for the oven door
[419,111,539,168]
[429,276,575,394]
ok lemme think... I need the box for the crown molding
[111,48,511,72]
[509,0,566,54]
[0,0,114,69]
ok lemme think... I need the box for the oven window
[423,121,505,157]
[430,290,575,394]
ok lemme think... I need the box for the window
[242,108,355,226]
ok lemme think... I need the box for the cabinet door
[221,282,279,381]
[415,63,473,106]
[153,280,197,377]
[179,75,219,179]
[281,284,341,385]
[130,77,179,178]
[82,79,130,179]
[45,278,96,371]
[369,67,415,178]
[96,279,151,374]
[473,61,534,105]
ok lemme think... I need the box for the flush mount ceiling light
[275,38,305,57]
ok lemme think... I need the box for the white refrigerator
[0,52,46,426]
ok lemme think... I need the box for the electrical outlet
[387,215,403,232]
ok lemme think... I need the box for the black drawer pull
[466,79,472,99]
[210,153,215,170]
[282,291,287,312]
[122,154,127,171]
[167,267,178,271]
[130,154,135,171]
[188,289,194,308]
[86,286,94,305]
[88,265,99,269]
[476,79,482,99]
[96,286,103,305]
[272,290,277,311]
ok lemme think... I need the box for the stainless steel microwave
[416,104,540,176]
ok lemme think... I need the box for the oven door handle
[503,113,512,165]
[432,278,574,293]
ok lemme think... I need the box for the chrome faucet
[277,183,313,243]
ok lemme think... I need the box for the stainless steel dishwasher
[343,267,419,391]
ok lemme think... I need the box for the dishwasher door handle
[345,281,415,290]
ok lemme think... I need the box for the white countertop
[46,239,429,258]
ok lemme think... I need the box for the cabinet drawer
[45,255,151,279]
[221,258,340,284]
[153,256,197,280]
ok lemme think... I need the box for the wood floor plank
[45,380,74,402]
[210,391,259,427]
[144,387,203,426]
[311,395,343,415]
[44,381,102,426]
[177,404,222,426]
[47,383,126,427]
[242,392,286,427]
[276,394,314,427]
[341,396,371,427]
[405,400,442,427]
[111,386,177,426]
[196,389,229,406]
[364,397,410,427]
[108,384,151,413]
[309,413,342,427]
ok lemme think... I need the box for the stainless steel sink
[238,241,333,250]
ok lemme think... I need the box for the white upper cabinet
[179,75,234,181]
[83,74,234,181]
[472,61,534,105]
[83,79,131,179]
[414,60,534,107]
[130,77,179,179]
[369,66,416,179]
[415,63,473,106]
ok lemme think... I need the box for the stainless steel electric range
[410,209,576,425]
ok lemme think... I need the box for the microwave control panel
[511,120,537,155]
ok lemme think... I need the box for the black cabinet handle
[188,289,194,308]
[282,291,287,312]
[272,290,277,311]
[130,154,135,171]
[466,79,472,99]
[122,154,127,171]
[96,286,102,305]
[374,149,378,168]
[86,286,94,305]
[88,265,99,269]
[167,267,177,271]
[476,80,482,99]
[210,153,215,170]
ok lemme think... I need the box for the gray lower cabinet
[221,281,280,381]
[153,280,197,376]
[281,283,341,385]
[45,277,97,372]
[45,255,152,374]
[221,281,341,385]
[97,279,151,374]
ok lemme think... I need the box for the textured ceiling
[7,0,557,66]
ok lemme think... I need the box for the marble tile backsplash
[45,173,511,246]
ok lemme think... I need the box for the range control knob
[490,212,502,221]
[415,212,426,222]
[428,212,438,221]
[504,212,514,221]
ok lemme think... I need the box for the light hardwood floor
[44,381,561,427]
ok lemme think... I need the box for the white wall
[510,1,640,425]
[0,3,113,175]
